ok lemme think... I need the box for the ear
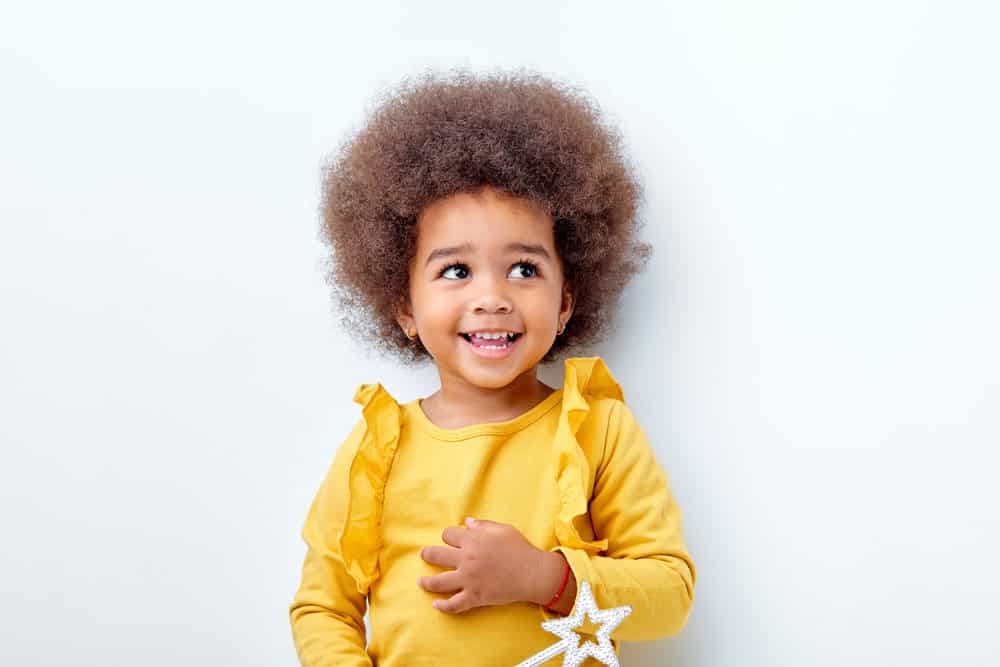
[394,295,414,332]
[559,281,575,323]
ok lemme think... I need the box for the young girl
[289,69,697,666]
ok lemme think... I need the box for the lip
[461,329,522,335]
[459,332,523,359]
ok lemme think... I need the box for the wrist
[531,550,569,606]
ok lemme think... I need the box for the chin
[430,338,545,386]
[458,366,524,389]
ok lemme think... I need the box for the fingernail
[465,517,475,526]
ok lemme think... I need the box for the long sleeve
[541,400,697,641]
[289,420,373,667]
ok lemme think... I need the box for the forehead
[415,187,555,255]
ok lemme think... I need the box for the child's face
[397,186,573,390]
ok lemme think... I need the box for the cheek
[412,292,460,331]
[521,293,563,327]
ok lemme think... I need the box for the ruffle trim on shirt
[336,356,623,597]
[551,356,624,555]
[338,382,403,597]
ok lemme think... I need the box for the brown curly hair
[319,67,652,365]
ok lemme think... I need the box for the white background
[2,1,997,665]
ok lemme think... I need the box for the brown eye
[509,260,539,279]
[440,263,469,280]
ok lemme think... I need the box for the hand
[418,517,546,614]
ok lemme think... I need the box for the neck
[425,366,555,427]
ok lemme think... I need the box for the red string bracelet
[543,557,571,611]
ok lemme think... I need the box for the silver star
[515,579,633,667]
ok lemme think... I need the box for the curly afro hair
[319,67,652,365]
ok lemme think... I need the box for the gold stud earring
[406,328,417,340]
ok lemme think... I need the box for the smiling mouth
[458,332,523,350]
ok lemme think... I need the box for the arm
[289,421,374,666]
[537,400,697,641]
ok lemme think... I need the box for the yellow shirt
[289,357,696,666]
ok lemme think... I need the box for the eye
[509,260,540,279]
[438,260,540,280]
[439,263,470,280]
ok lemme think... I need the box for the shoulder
[588,397,657,483]
[579,395,624,431]
[335,417,368,459]
[316,417,367,489]
[573,395,625,462]
[326,380,404,478]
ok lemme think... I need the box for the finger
[441,525,472,548]
[420,545,461,569]
[419,570,463,594]
[433,589,476,614]
[467,517,510,531]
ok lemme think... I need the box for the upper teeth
[471,332,514,340]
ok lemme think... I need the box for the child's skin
[394,185,579,615]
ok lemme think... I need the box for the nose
[473,298,512,314]
[471,273,513,314]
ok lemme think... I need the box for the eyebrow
[424,242,552,266]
